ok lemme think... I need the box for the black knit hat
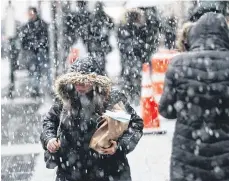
[69,56,105,76]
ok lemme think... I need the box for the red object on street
[68,48,79,64]
[141,63,160,129]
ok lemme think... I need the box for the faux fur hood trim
[176,22,195,52]
[54,72,112,102]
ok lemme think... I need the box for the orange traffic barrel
[151,49,179,103]
[140,63,163,134]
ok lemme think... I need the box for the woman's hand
[47,138,61,153]
[101,140,118,155]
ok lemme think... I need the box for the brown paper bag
[89,102,129,153]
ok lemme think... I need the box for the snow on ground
[128,118,175,181]
[1,57,29,91]
[1,58,10,89]
[31,153,57,181]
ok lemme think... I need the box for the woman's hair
[28,7,38,15]
[121,9,144,25]
[176,22,195,52]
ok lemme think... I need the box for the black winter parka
[40,57,143,181]
[159,12,229,181]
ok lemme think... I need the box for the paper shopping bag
[89,101,130,153]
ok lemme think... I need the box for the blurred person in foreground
[40,56,143,181]
[19,7,50,97]
[159,12,229,181]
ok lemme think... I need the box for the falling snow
[1,1,229,181]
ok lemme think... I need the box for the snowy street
[2,0,229,181]
[1,1,184,180]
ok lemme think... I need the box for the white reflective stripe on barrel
[141,87,153,98]
[151,73,165,82]
[142,72,152,86]
[153,53,179,59]
[155,95,161,104]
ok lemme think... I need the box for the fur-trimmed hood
[54,57,112,104]
[176,22,195,52]
[176,12,229,52]
[55,72,112,103]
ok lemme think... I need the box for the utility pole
[37,0,42,15]
[59,0,71,73]
[57,1,65,74]
[180,1,185,25]
[5,0,17,98]
[51,1,58,79]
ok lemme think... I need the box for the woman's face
[75,83,93,94]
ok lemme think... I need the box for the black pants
[122,59,142,104]
[165,33,176,50]
[8,39,19,97]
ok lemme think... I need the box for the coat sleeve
[19,25,28,49]
[117,103,143,154]
[40,99,62,150]
[158,63,177,119]
[111,92,143,155]
[38,22,49,51]
[117,25,129,54]
[105,14,114,30]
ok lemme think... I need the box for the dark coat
[117,22,146,64]
[117,21,146,99]
[40,57,143,181]
[20,17,49,54]
[117,8,160,65]
[117,9,160,100]
[117,16,147,66]
[62,8,91,53]
[143,7,161,58]
[88,6,114,55]
[164,17,177,50]
[63,12,78,48]
[159,13,229,181]
[62,7,92,63]
[75,8,92,48]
